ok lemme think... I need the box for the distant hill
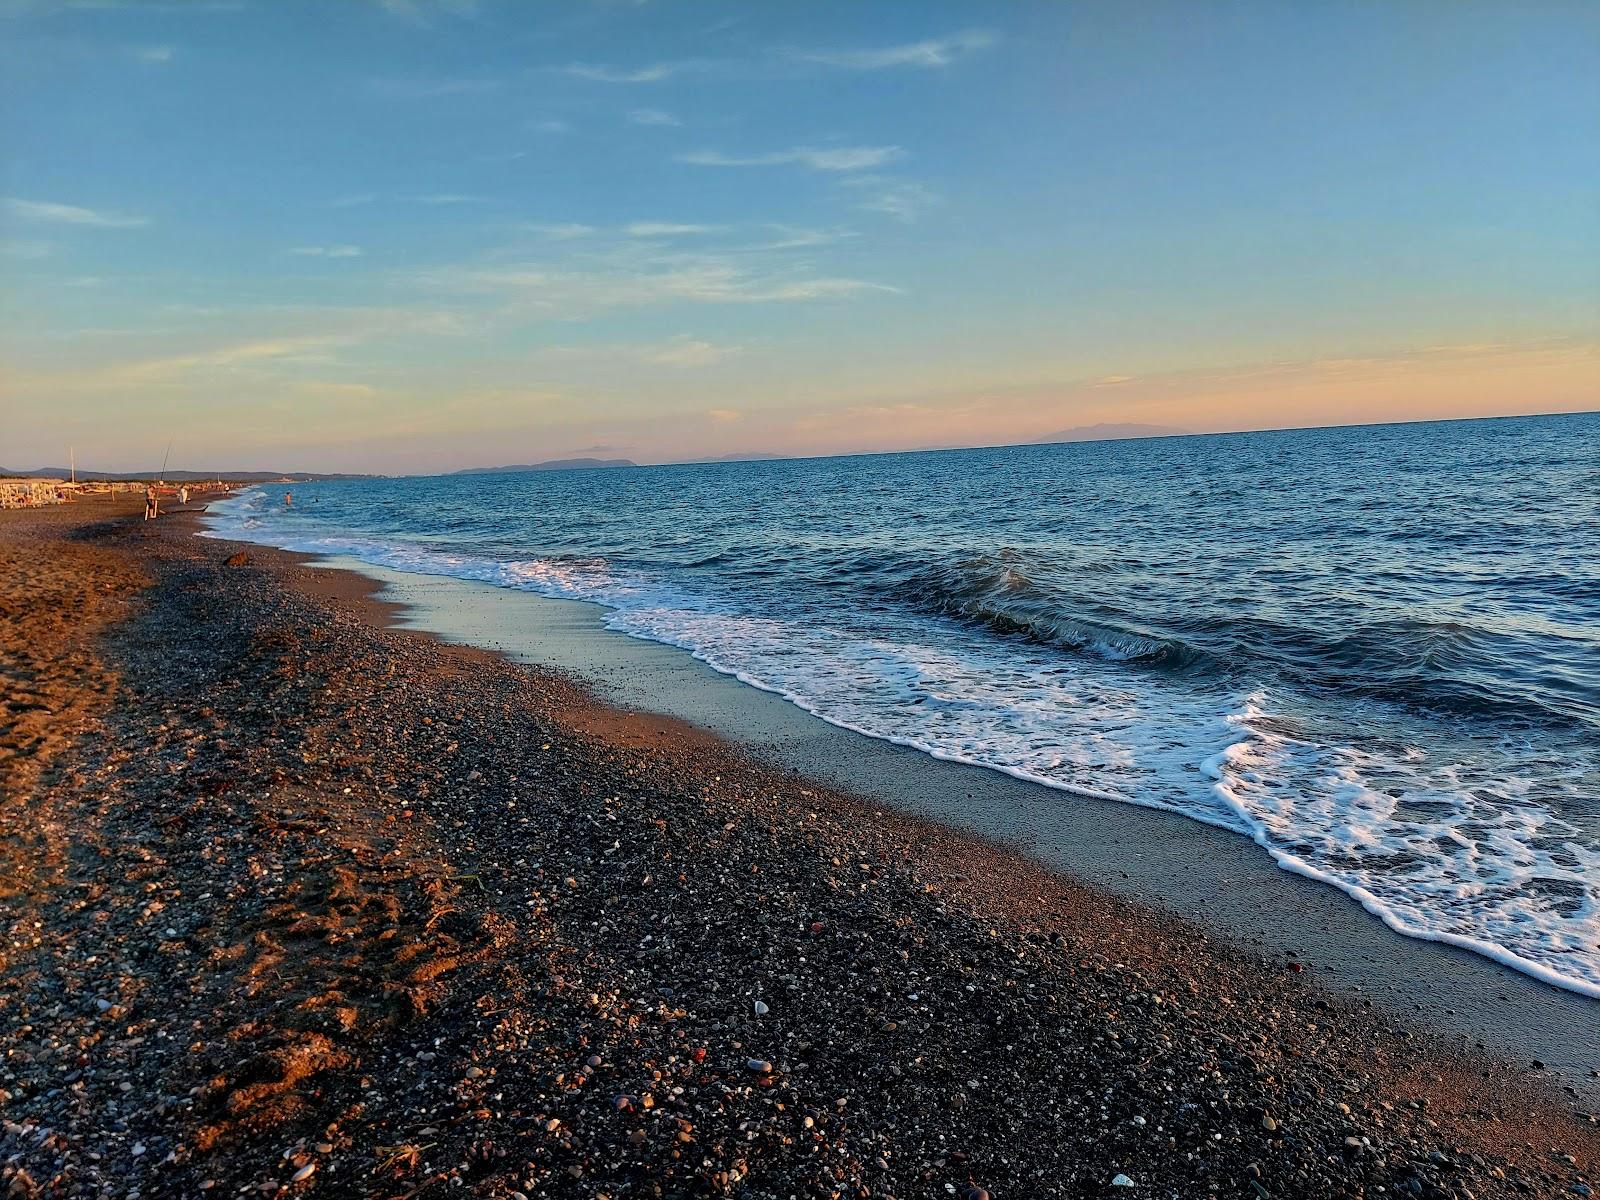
[1033,423,1190,444]
[2,467,379,482]
[453,458,638,474]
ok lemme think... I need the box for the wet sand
[1,503,1597,1199]
[320,559,1600,1106]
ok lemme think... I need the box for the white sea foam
[202,490,1600,998]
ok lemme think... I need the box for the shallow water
[205,413,1600,996]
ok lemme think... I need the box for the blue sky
[3,0,1596,472]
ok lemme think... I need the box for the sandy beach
[347,560,1600,1100]
[2,501,1597,1200]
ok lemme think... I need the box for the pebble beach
[2,501,1597,1200]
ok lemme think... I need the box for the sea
[204,412,1600,997]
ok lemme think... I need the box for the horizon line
[8,405,1596,480]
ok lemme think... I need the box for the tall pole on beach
[160,438,172,483]
[69,446,75,485]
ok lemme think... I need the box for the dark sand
[1,503,1596,1199]
[330,563,1600,1105]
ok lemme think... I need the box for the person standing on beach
[178,485,189,506]
[144,485,158,520]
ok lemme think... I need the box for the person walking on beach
[144,485,158,520]
[178,485,189,506]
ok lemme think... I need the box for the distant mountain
[1033,423,1190,444]
[453,457,638,474]
[3,467,379,482]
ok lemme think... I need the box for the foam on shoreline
[202,489,1600,1001]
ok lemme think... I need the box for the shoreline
[240,543,1600,1106]
[2,503,1596,1198]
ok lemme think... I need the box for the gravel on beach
[1,503,1596,1199]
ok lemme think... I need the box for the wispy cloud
[706,408,744,422]
[531,335,741,371]
[566,61,684,84]
[373,0,478,26]
[759,225,860,250]
[330,192,492,207]
[628,108,681,127]
[9,307,464,427]
[624,222,723,238]
[122,334,351,380]
[843,177,939,222]
[680,145,903,172]
[368,76,502,99]
[4,198,148,228]
[797,29,997,70]
[523,222,596,240]
[649,339,739,368]
[290,245,363,258]
[42,1,242,10]
[424,257,897,314]
[132,45,175,64]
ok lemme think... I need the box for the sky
[2,0,1596,474]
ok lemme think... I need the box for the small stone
[1261,1115,1277,1132]
[464,1066,484,1079]
[290,1164,315,1183]
[966,1189,990,1200]
[1111,1175,1135,1188]
[753,1000,769,1016]
[746,1058,773,1074]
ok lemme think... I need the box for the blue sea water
[205,413,1600,996]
